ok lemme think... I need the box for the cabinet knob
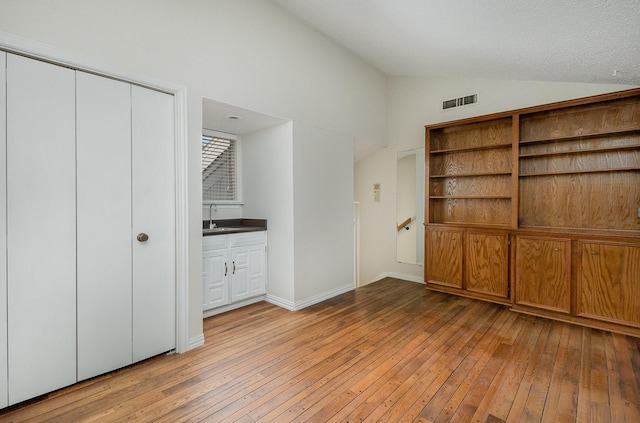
[590,250,599,256]
[553,247,560,252]
[137,233,149,242]
[224,262,228,277]
[451,237,456,240]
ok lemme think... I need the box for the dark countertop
[202,218,267,236]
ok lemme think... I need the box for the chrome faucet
[209,203,217,229]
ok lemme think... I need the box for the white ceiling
[203,98,288,135]
[273,0,640,86]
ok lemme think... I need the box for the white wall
[355,76,638,285]
[242,123,295,304]
[0,0,387,347]
[292,123,354,303]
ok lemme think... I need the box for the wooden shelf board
[429,196,511,200]
[429,143,512,154]
[519,143,640,158]
[428,221,511,229]
[430,172,512,178]
[516,224,640,238]
[519,167,640,177]
[519,127,640,145]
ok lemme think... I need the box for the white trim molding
[266,283,354,311]
[188,334,205,351]
[0,31,193,354]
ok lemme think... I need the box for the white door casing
[0,51,7,409]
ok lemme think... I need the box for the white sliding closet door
[0,51,7,409]
[131,86,176,361]
[76,72,133,381]
[6,54,76,405]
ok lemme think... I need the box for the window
[202,132,237,202]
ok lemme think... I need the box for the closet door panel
[131,86,176,361]
[6,54,77,404]
[0,51,7,409]
[76,72,133,380]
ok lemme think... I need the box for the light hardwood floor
[1,277,639,422]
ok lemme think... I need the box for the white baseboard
[188,334,205,351]
[264,294,296,311]
[266,283,355,311]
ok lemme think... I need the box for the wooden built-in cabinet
[578,241,640,327]
[465,232,509,299]
[428,118,513,227]
[425,227,510,304]
[514,236,571,314]
[426,227,463,289]
[425,88,640,337]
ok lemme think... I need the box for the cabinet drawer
[229,231,266,248]
[203,234,229,250]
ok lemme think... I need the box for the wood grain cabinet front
[425,227,463,289]
[514,236,571,314]
[424,88,640,336]
[465,232,509,298]
[426,227,511,304]
[578,241,640,327]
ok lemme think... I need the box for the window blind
[202,135,236,201]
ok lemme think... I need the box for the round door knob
[137,233,149,242]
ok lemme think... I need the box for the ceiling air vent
[442,94,478,110]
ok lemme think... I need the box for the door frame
[0,31,191,354]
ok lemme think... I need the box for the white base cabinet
[203,231,267,313]
[203,235,231,310]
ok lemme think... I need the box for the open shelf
[519,166,640,177]
[429,196,511,200]
[519,143,640,158]
[519,128,640,145]
[430,143,512,154]
[430,171,512,178]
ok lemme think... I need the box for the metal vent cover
[442,94,477,110]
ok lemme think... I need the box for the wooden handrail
[397,217,412,232]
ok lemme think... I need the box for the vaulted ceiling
[273,0,640,86]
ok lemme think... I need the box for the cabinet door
[426,228,463,288]
[578,242,640,326]
[131,86,176,362]
[203,248,231,310]
[515,236,571,313]
[76,72,133,381]
[6,54,77,404]
[231,244,267,302]
[0,51,7,409]
[465,233,509,298]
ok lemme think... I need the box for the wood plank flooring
[1,277,639,422]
